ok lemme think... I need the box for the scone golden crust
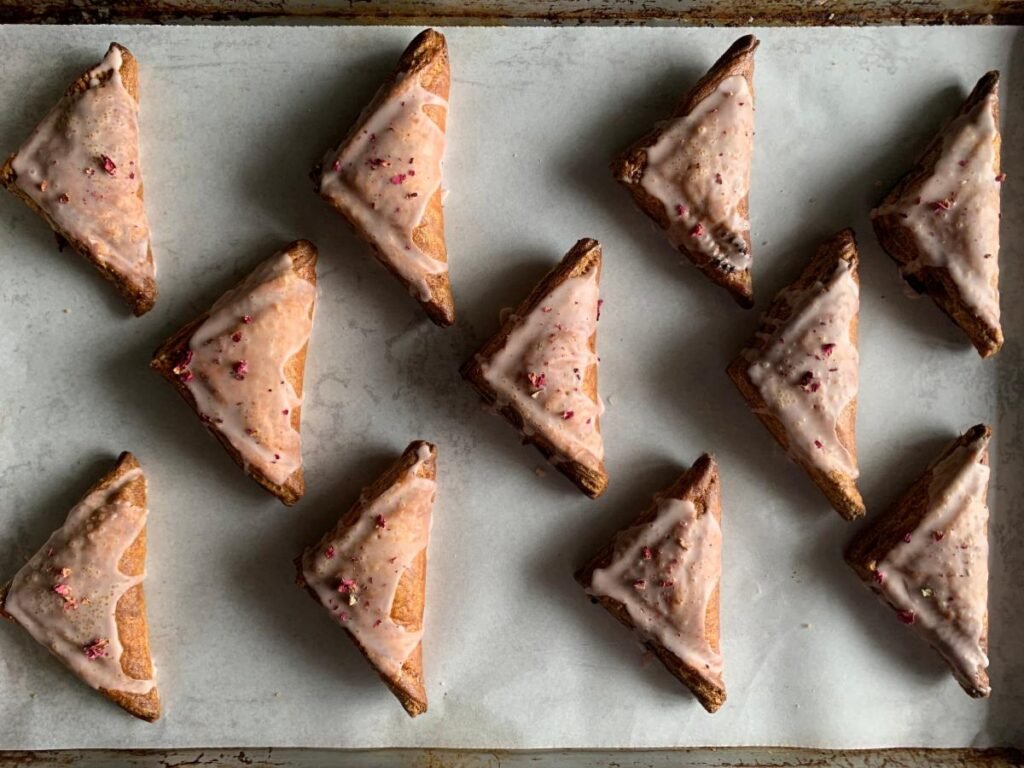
[727,229,864,520]
[314,28,454,327]
[612,35,758,308]
[0,452,160,722]
[151,240,318,506]
[460,238,607,499]
[576,454,725,713]
[871,72,1002,358]
[1,42,157,316]
[296,441,436,717]
[845,425,992,698]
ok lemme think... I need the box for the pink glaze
[743,256,859,477]
[178,249,316,487]
[11,45,153,295]
[320,76,447,302]
[633,75,754,273]
[479,265,603,469]
[589,497,723,682]
[301,444,435,679]
[5,466,154,695]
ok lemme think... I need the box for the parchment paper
[0,24,1021,750]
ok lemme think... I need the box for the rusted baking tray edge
[0,0,1022,25]
[1,747,1023,767]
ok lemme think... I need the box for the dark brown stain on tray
[0,0,1016,25]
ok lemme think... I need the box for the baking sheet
[0,24,1021,751]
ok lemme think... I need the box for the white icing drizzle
[479,267,604,468]
[874,93,1001,328]
[11,46,154,294]
[5,466,154,696]
[301,445,435,680]
[743,257,859,477]
[637,75,754,272]
[174,249,316,487]
[588,498,723,682]
[319,76,448,302]
[873,433,990,694]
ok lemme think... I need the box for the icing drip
[873,434,990,694]
[874,94,1001,328]
[320,76,447,302]
[11,46,153,292]
[638,75,754,272]
[479,268,604,468]
[5,467,154,695]
[178,250,315,487]
[301,445,435,679]
[588,498,723,682]
[744,258,859,477]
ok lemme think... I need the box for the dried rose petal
[83,638,109,660]
[896,609,916,625]
[337,578,357,594]
[53,583,72,599]
[389,173,408,185]
[100,155,116,175]
[821,343,836,357]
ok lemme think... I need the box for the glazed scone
[576,454,725,713]
[151,240,318,506]
[0,43,156,316]
[314,28,454,327]
[727,229,864,520]
[296,441,437,717]
[461,238,607,499]
[612,35,758,308]
[846,425,992,698]
[0,452,160,721]
[872,72,1003,358]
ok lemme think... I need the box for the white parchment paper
[0,24,1021,750]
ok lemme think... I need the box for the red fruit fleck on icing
[821,343,836,357]
[996,172,1007,183]
[231,360,248,380]
[931,198,952,212]
[896,609,916,625]
[632,579,647,590]
[389,173,408,185]
[339,611,350,623]
[526,371,546,391]
[641,546,653,561]
[597,298,604,321]
[903,533,912,543]
[231,331,243,343]
[242,315,254,324]
[100,155,116,175]
[373,619,382,628]
[798,371,820,392]
[375,514,386,529]
[368,157,389,169]
[562,410,574,420]
[282,409,290,415]
[405,192,418,199]
[675,204,687,217]
[690,222,705,238]
[324,545,336,559]
[58,193,69,204]
[814,440,823,449]
[53,583,72,599]
[714,173,723,185]
[129,172,135,180]
[933,531,945,542]
[83,638,109,660]
[958,160,967,167]
[658,579,675,588]
[337,578,357,594]
[331,159,341,172]
[873,570,886,585]
[274,453,281,460]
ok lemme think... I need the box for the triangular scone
[314,29,454,327]
[0,43,156,316]
[297,441,436,717]
[872,73,1003,358]
[576,454,725,712]
[461,238,607,499]
[846,425,992,698]
[612,35,758,308]
[0,452,160,721]
[151,240,318,506]
[727,229,864,520]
